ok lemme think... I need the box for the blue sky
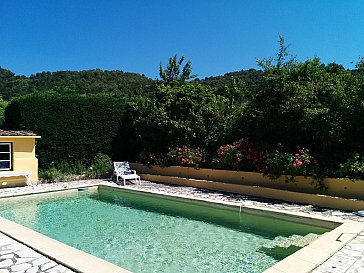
[0,1,363,79]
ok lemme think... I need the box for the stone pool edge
[0,182,362,273]
[103,184,364,273]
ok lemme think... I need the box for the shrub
[211,138,269,171]
[212,144,242,170]
[139,151,168,166]
[338,154,364,179]
[39,167,63,183]
[88,153,113,178]
[233,138,268,172]
[168,146,207,168]
[263,146,318,180]
[4,91,127,168]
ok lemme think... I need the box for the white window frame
[0,143,12,171]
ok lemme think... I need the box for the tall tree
[159,55,196,85]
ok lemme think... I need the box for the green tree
[0,97,7,126]
[237,36,364,172]
[159,55,196,85]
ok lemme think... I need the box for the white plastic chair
[113,161,141,186]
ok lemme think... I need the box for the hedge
[4,92,128,168]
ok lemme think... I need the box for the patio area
[0,179,363,273]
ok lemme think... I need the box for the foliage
[168,146,207,168]
[212,144,242,170]
[234,37,364,174]
[233,138,268,172]
[39,153,112,182]
[89,153,113,178]
[4,91,127,167]
[0,97,7,126]
[3,40,364,181]
[338,154,364,179]
[211,138,269,172]
[119,96,172,161]
[120,80,228,161]
[139,151,168,167]
[0,68,154,100]
[263,146,318,180]
[159,55,196,85]
[39,167,63,183]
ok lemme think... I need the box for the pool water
[0,187,330,273]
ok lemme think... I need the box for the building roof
[0,129,38,137]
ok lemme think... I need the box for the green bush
[4,91,128,167]
[39,167,67,183]
[168,146,207,168]
[88,153,113,178]
[263,147,318,180]
[212,144,242,170]
[339,154,364,179]
[139,151,168,167]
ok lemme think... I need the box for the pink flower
[297,161,303,166]
[246,154,251,160]
[292,163,297,168]
[236,158,241,163]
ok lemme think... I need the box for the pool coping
[0,182,363,273]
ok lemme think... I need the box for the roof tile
[0,129,37,136]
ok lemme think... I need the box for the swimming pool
[0,185,333,273]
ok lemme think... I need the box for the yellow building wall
[0,136,40,184]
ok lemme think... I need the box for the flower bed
[131,163,364,201]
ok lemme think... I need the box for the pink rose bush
[168,146,207,168]
[263,146,318,179]
[212,138,268,171]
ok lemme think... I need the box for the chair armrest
[131,170,137,174]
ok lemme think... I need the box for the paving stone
[15,249,42,259]
[0,254,14,259]
[46,264,70,273]
[40,261,57,271]
[32,256,51,266]
[15,258,34,265]
[10,262,32,271]
[0,259,13,268]
[25,266,38,273]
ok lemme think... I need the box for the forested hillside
[0,66,264,101]
[0,68,155,100]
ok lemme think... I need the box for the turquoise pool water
[0,187,330,273]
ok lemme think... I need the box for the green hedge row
[4,92,127,168]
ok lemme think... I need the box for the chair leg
[123,178,126,186]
